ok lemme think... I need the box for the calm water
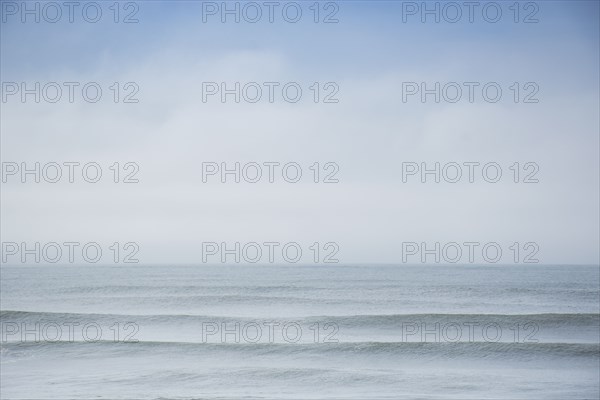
[1,265,599,399]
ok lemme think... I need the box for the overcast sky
[1,1,598,265]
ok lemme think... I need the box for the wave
[2,310,598,326]
[326,313,600,328]
[2,340,598,359]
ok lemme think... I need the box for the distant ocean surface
[1,265,599,399]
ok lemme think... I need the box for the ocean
[1,264,599,399]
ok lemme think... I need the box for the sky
[0,0,599,265]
